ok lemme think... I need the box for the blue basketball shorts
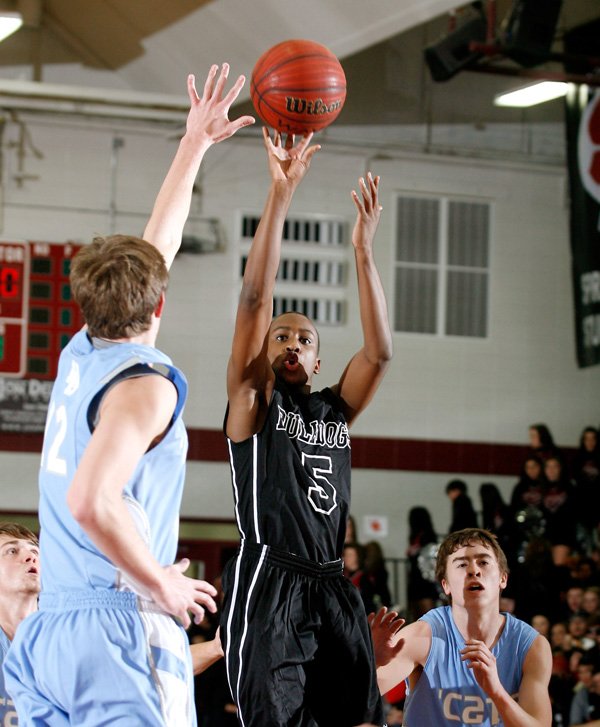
[4,590,195,726]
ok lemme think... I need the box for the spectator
[343,542,378,615]
[569,657,599,726]
[565,614,596,656]
[586,615,600,680]
[363,540,393,611]
[570,555,600,590]
[572,427,600,488]
[542,456,579,566]
[550,620,574,722]
[572,427,600,555]
[445,479,478,532]
[511,455,545,511]
[512,537,567,624]
[561,586,586,622]
[552,621,570,654]
[532,613,552,639]
[582,587,600,620]
[406,506,440,621]
[345,514,359,545]
[528,422,561,463]
[343,542,365,582]
[480,482,519,568]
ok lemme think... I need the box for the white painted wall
[0,112,598,572]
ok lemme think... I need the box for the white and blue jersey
[403,606,538,727]
[38,329,188,591]
[4,330,194,726]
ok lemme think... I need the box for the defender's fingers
[201,64,219,101]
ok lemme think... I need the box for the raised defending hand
[262,126,321,189]
[185,64,255,146]
[151,558,218,630]
[368,606,406,668]
[351,172,382,250]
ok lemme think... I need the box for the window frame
[391,191,493,339]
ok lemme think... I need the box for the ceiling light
[0,10,22,42]
[494,81,568,107]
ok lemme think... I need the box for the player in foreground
[5,64,253,726]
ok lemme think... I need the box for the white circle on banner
[578,89,600,204]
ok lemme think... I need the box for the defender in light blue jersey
[4,66,254,727]
[0,523,39,727]
[371,528,552,727]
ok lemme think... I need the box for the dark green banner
[564,85,600,368]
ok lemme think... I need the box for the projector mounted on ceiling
[424,0,600,90]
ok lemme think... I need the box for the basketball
[250,39,347,134]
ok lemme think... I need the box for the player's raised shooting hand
[262,126,320,190]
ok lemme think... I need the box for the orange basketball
[250,39,347,134]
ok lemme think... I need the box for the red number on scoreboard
[0,266,19,298]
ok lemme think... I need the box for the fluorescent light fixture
[0,10,22,42]
[0,78,190,122]
[494,81,568,108]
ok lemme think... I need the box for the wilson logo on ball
[285,97,344,116]
[251,39,347,134]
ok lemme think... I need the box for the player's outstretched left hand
[368,606,406,668]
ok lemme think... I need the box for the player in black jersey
[221,127,392,727]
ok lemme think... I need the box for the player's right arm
[369,607,431,694]
[66,374,216,629]
[225,128,320,442]
[469,633,552,727]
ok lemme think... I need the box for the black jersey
[226,379,351,562]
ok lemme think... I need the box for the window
[239,213,348,325]
[393,195,491,338]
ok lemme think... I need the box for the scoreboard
[0,240,83,379]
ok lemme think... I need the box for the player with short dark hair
[221,127,392,726]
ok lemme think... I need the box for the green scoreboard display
[0,240,83,379]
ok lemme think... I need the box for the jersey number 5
[302,453,338,516]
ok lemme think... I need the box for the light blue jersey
[5,330,195,726]
[38,329,188,592]
[0,629,18,726]
[403,606,538,727]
